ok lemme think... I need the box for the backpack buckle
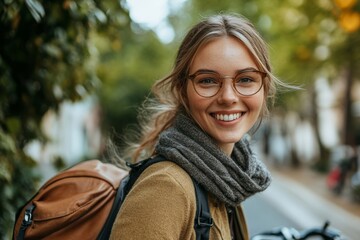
[198,216,213,227]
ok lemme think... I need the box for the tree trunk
[310,85,330,172]
[343,47,354,146]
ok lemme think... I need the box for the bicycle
[251,221,346,240]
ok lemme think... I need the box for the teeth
[215,113,241,122]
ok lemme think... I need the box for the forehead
[189,36,257,74]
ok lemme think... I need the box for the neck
[217,142,235,156]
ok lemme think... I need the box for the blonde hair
[126,13,281,161]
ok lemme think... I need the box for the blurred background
[1,0,360,239]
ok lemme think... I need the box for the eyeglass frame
[187,68,267,98]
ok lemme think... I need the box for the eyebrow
[190,67,260,76]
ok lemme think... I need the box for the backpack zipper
[17,204,36,240]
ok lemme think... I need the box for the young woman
[110,13,282,240]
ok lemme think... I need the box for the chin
[217,136,243,144]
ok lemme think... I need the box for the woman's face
[186,36,264,155]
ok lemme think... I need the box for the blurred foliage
[96,28,175,142]
[0,0,130,237]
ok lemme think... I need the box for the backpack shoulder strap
[193,180,213,240]
[122,155,167,198]
[97,178,126,240]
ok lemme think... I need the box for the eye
[235,76,255,84]
[199,77,216,84]
[235,71,260,85]
[195,74,219,85]
[238,77,254,83]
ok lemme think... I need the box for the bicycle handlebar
[251,221,346,240]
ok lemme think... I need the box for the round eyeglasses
[188,68,266,98]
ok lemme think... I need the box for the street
[243,193,301,236]
[242,173,360,240]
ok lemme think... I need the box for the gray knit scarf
[155,112,271,206]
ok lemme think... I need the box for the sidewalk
[267,165,360,240]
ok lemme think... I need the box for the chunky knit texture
[155,112,271,206]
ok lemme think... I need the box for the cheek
[186,83,209,122]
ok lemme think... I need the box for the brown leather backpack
[13,160,128,240]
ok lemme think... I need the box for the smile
[214,113,243,122]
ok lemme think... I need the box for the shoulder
[124,160,196,210]
[127,160,196,209]
[136,160,194,192]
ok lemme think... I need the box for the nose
[217,78,238,104]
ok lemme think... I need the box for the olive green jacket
[110,161,249,240]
